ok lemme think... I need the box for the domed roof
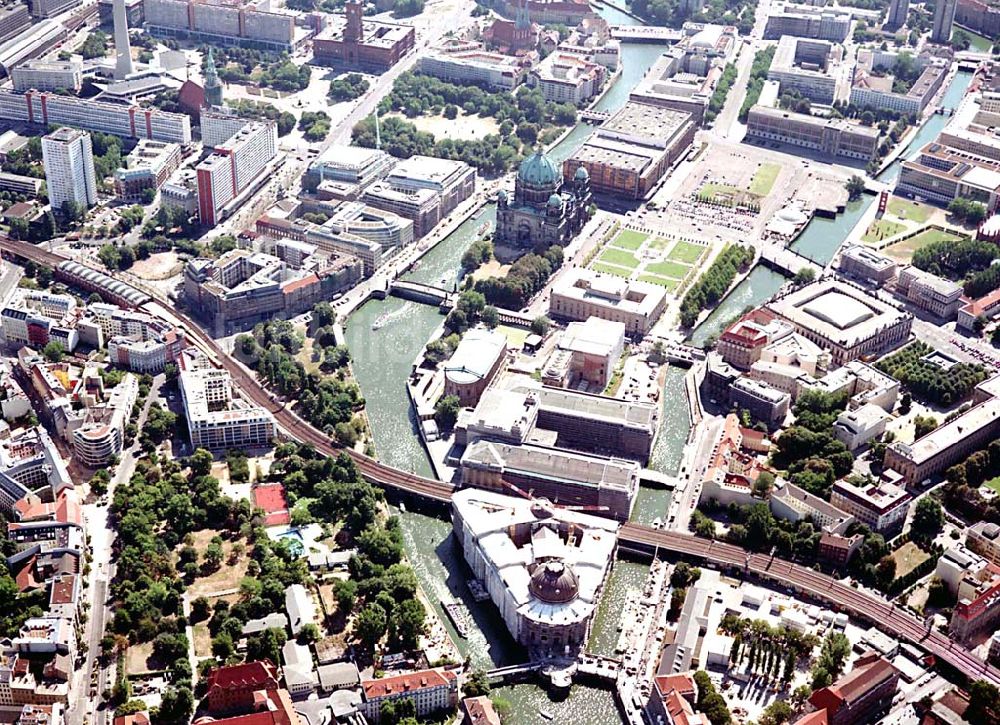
[518,149,560,189]
[547,193,562,207]
[777,206,808,224]
[574,165,589,181]
[529,560,579,604]
[497,188,509,202]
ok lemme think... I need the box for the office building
[460,439,639,521]
[771,480,854,534]
[361,184,440,237]
[442,328,507,407]
[851,60,948,117]
[956,0,1000,38]
[384,155,475,217]
[184,248,362,335]
[886,0,909,29]
[72,372,139,468]
[452,487,617,649]
[832,403,891,451]
[179,352,276,450]
[496,149,591,248]
[564,101,696,198]
[28,0,78,18]
[809,653,900,725]
[313,0,415,71]
[895,265,963,319]
[0,4,30,45]
[98,0,142,26]
[306,144,394,198]
[932,0,958,42]
[530,51,607,104]
[767,37,838,104]
[967,521,1000,565]
[830,476,910,538]
[766,280,912,366]
[419,48,527,91]
[545,317,625,390]
[42,128,97,211]
[731,376,791,427]
[11,58,82,93]
[360,668,458,723]
[196,120,277,226]
[949,570,1000,644]
[550,269,667,336]
[895,142,1000,208]
[885,374,1000,485]
[0,90,191,143]
[144,0,298,52]
[838,245,898,284]
[89,303,186,373]
[114,140,181,201]
[764,3,851,41]
[0,173,41,196]
[746,105,880,162]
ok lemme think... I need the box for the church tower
[204,48,224,108]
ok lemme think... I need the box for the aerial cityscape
[0,0,1000,723]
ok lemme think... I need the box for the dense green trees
[967,681,1000,722]
[204,46,310,92]
[228,99,296,136]
[329,73,370,102]
[79,31,109,59]
[705,63,737,123]
[474,244,564,309]
[434,395,461,431]
[911,238,998,280]
[947,197,988,226]
[299,111,332,142]
[679,244,754,327]
[632,0,755,33]
[739,47,778,122]
[846,175,866,200]
[722,616,817,685]
[942,440,1000,524]
[876,341,987,406]
[911,497,943,544]
[692,671,733,725]
[810,632,851,688]
[461,239,493,272]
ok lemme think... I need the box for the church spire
[204,48,223,108]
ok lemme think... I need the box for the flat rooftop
[601,101,692,143]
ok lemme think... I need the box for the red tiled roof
[252,484,290,527]
[114,713,150,725]
[49,575,77,605]
[653,674,696,700]
[197,690,296,725]
[809,654,897,716]
[462,696,501,725]
[792,711,828,725]
[207,661,280,695]
[280,273,320,295]
[962,287,1000,318]
[14,556,39,592]
[362,668,456,700]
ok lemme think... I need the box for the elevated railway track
[2,237,997,684]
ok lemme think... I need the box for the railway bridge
[2,237,998,685]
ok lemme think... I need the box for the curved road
[2,237,997,685]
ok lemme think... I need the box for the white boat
[372,311,391,331]
[539,710,554,720]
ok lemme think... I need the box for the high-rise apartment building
[885,0,909,29]
[196,119,277,225]
[932,0,957,42]
[41,128,97,210]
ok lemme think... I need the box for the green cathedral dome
[518,149,560,189]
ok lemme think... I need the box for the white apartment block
[196,120,277,226]
[0,90,192,143]
[72,373,138,468]
[90,303,185,373]
[179,362,275,450]
[530,52,607,105]
[42,128,97,210]
[200,110,252,148]
[419,50,526,90]
[12,58,84,93]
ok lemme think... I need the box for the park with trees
[875,341,987,407]
[679,244,754,328]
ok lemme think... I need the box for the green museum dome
[518,149,560,189]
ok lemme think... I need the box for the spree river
[342,16,975,721]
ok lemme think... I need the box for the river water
[343,22,976,724]
[689,69,977,344]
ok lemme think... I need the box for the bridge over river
[1,236,997,686]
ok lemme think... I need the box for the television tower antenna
[375,111,382,151]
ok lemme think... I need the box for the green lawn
[646,260,691,279]
[497,325,529,348]
[667,240,706,264]
[599,248,641,269]
[984,477,1000,494]
[639,274,679,291]
[885,228,966,261]
[888,197,932,224]
[592,261,631,277]
[892,541,931,578]
[650,237,671,251]
[612,229,648,251]
[699,183,742,202]
[862,219,906,243]
[749,163,781,196]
